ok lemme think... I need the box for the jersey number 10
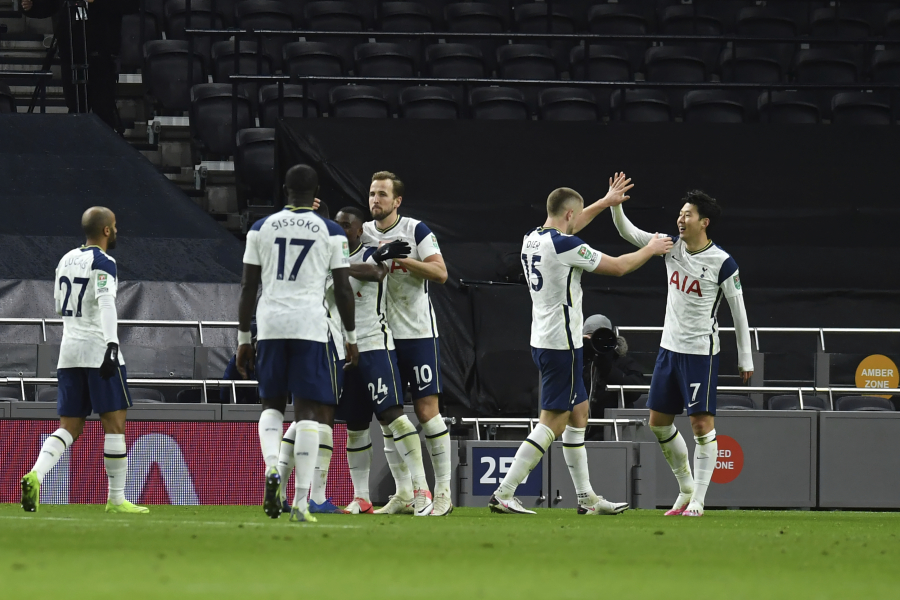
[59,276,89,317]
[274,238,315,281]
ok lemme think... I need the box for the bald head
[284,164,319,205]
[82,207,117,249]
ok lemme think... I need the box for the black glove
[99,343,119,380]
[372,240,411,264]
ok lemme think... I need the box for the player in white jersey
[237,165,358,523]
[360,171,452,517]
[20,207,148,515]
[611,188,754,517]
[490,179,673,515]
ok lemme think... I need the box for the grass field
[1,504,898,599]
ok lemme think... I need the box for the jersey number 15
[59,276,89,317]
[521,254,543,291]
[274,238,315,281]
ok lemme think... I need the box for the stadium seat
[793,49,859,84]
[304,2,366,68]
[235,0,295,71]
[587,5,650,72]
[735,6,799,70]
[444,2,507,72]
[164,0,226,65]
[235,128,276,209]
[258,84,319,126]
[0,83,15,113]
[190,83,253,157]
[538,87,598,122]
[659,5,724,71]
[871,49,900,83]
[175,388,203,403]
[757,91,820,124]
[283,41,344,109]
[141,0,166,28]
[37,387,58,403]
[378,2,433,69]
[143,40,207,112]
[570,44,630,82]
[633,393,649,409]
[425,43,486,105]
[717,395,755,410]
[887,9,900,38]
[691,0,755,33]
[683,90,745,123]
[129,388,165,403]
[496,44,558,112]
[809,6,872,63]
[0,396,21,402]
[610,88,671,122]
[210,40,273,111]
[330,85,391,118]
[719,47,783,83]
[768,394,829,411]
[836,396,895,412]
[831,92,893,125]
[513,2,577,71]
[354,42,417,110]
[644,46,706,115]
[120,13,160,73]
[469,86,530,120]
[399,86,458,119]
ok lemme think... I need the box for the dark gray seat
[836,396,894,412]
[235,128,276,209]
[143,40,207,112]
[330,85,391,118]
[757,91,820,124]
[258,84,319,126]
[189,83,253,157]
[128,387,165,403]
[831,92,893,125]
[768,394,829,411]
[283,41,344,109]
[717,394,755,410]
[683,90,745,124]
[538,87,598,122]
[610,89,671,122]
[399,86,458,119]
[469,86,530,120]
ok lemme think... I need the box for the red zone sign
[0,420,353,506]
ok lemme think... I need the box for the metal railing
[0,71,53,113]
[459,417,646,441]
[1,376,257,405]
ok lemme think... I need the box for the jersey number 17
[274,238,315,281]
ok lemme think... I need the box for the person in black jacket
[582,314,647,418]
[22,0,138,129]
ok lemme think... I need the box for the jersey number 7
[274,238,315,281]
[59,276,89,317]
[521,254,543,291]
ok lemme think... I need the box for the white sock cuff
[562,425,585,445]
[261,408,284,421]
[388,415,418,439]
[52,428,74,448]
[104,433,126,455]
[283,420,298,442]
[347,429,372,449]
[380,423,393,438]
[529,423,556,451]
[651,424,678,444]
[421,414,448,437]
[695,429,717,445]
[297,420,318,435]
[318,423,333,448]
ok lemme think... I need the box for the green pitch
[1,504,898,600]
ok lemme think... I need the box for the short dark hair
[284,164,318,199]
[684,190,721,225]
[371,171,404,198]
[546,187,584,217]
[337,206,367,223]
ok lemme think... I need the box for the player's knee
[378,406,404,425]
[261,396,288,415]
[689,414,714,437]
[61,418,85,441]
[413,395,439,421]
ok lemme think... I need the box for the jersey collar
[349,243,364,257]
[375,214,402,233]
[537,226,563,235]
[686,239,714,255]
[80,245,102,251]
[285,205,315,213]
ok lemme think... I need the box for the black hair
[337,205,367,223]
[684,190,721,225]
[315,201,330,220]
[284,164,318,200]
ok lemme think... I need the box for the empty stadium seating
[399,85,459,119]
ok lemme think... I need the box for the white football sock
[32,428,73,484]
[277,421,297,502]
[562,425,596,505]
[310,424,333,505]
[258,408,284,471]
[690,430,718,510]
[381,424,413,499]
[651,424,694,498]
[292,420,318,513]
[346,429,372,501]
[388,416,428,492]
[104,434,128,505]
[421,414,452,497]
[497,423,555,500]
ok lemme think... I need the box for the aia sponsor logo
[669,270,702,297]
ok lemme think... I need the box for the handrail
[459,417,646,441]
[1,376,258,405]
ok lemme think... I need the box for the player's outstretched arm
[396,254,448,284]
[610,203,656,249]
[333,267,359,367]
[571,172,634,235]
[235,263,261,378]
[592,234,672,277]
[725,284,754,384]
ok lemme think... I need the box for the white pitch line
[0,515,361,529]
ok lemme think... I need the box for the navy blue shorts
[394,337,442,400]
[256,339,336,404]
[532,347,588,412]
[335,348,404,424]
[647,348,720,416]
[327,337,345,403]
[57,366,132,418]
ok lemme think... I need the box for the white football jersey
[349,245,395,353]
[360,215,441,340]
[521,227,603,350]
[54,246,124,369]
[324,272,346,360]
[244,207,349,342]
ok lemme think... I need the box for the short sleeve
[243,230,261,266]
[91,253,118,298]
[719,257,743,298]
[414,221,441,260]
[330,233,350,270]
[554,235,602,271]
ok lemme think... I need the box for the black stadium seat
[717,395,755,410]
[210,40,273,110]
[735,6,798,69]
[644,46,706,115]
[887,9,900,38]
[444,2,507,72]
[513,2,577,71]
[283,41,344,109]
[235,128,276,209]
[354,42,417,110]
[129,388,165,403]
[757,91,820,124]
[164,0,226,65]
[425,43,486,105]
[379,2,433,69]
[836,396,895,412]
[538,87,598,122]
[660,5,724,71]
[809,6,871,62]
[871,49,900,83]
[0,83,15,113]
[683,90,745,123]
[143,40,207,112]
[120,13,160,73]
[610,89,671,122]
[399,86,459,119]
[330,85,391,118]
[793,49,859,84]
[570,45,630,82]
[189,83,253,157]
[831,92,893,125]
[719,47,783,83]
[469,87,530,120]
[235,0,295,71]
[496,43,557,111]
[768,395,829,411]
[258,84,319,126]
[588,5,650,72]
[304,2,366,68]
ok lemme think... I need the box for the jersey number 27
[59,276,89,317]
